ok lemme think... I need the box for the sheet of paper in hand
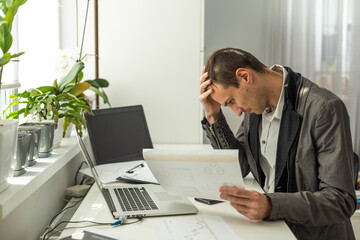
[143,149,244,200]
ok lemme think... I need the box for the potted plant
[3,62,111,137]
[0,0,27,192]
[3,0,111,139]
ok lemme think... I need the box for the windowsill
[0,134,80,221]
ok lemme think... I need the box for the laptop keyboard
[114,187,158,212]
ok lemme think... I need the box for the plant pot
[18,126,42,167]
[43,118,72,147]
[64,122,73,138]
[20,122,55,158]
[13,132,32,177]
[0,119,18,193]
[47,119,63,148]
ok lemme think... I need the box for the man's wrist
[206,112,220,125]
[264,195,272,219]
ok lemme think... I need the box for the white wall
[98,0,203,144]
[204,0,267,135]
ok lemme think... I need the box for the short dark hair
[205,48,267,88]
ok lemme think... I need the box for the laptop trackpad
[154,192,182,201]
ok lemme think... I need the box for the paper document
[143,149,244,200]
[150,215,241,240]
[80,160,158,184]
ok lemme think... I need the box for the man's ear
[235,68,251,83]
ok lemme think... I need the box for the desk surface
[59,177,295,240]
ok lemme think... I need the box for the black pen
[126,163,144,174]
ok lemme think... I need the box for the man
[199,48,356,239]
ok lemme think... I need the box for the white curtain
[263,0,360,155]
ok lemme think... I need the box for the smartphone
[194,198,223,205]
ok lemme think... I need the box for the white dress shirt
[258,65,287,193]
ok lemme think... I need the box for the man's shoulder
[299,78,347,117]
[301,78,343,107]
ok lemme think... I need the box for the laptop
[84,105,153,164]
[78,105,198,219]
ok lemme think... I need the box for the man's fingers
[199,72,209,84]
[200,79,211,92]
[229,202,250,213]
[199,88,212,101]
[219,187,272,220]
[220,193,252,205]
[219,186,251,197]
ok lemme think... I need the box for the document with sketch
[143,149,244,200]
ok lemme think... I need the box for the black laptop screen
[85,105,153,165]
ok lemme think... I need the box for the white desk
[59,177,295,239]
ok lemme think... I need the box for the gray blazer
[202,67,356,240]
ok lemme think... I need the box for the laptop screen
[85,105,153,165]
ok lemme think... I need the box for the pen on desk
[126,163,144,174]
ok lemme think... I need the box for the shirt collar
[262,64,287,121]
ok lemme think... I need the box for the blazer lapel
[248,114,265,187]
[274,97,302,189]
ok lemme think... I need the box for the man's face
[209,82,267,116]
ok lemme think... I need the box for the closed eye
[224,99,234,106]
[228,99,234,105]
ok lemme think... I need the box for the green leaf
[62,116,72,137]
[58,61,85,91]
[29,89,42,97]
[62,85,74,93]
[66,92,80,101]
[0,52,11,66]
[77,71,83,82]
[6,108,25,119]
[37,86,56,94]
[0,2,9,15]
[9,93,18,99]
[53,79,58,89]
[4,0,27,32]
[23,103,29,117]
[85,78,109,88]
[89,86,111,107]
[10,51,24,58]
[0,23,12,54]
[3,99,24,112]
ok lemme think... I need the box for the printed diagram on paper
[150,215,241,240]
[143,149,244,200]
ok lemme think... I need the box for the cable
[74,161,88,185]
[48,198,84,226]
[44,216,143,240]
[44,220,109,240]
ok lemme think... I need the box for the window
[0,15,20,116]
[316,0,353,102]
[1,1,59,117]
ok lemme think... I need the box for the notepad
[80,161,158,184]
[116,161,159,184]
